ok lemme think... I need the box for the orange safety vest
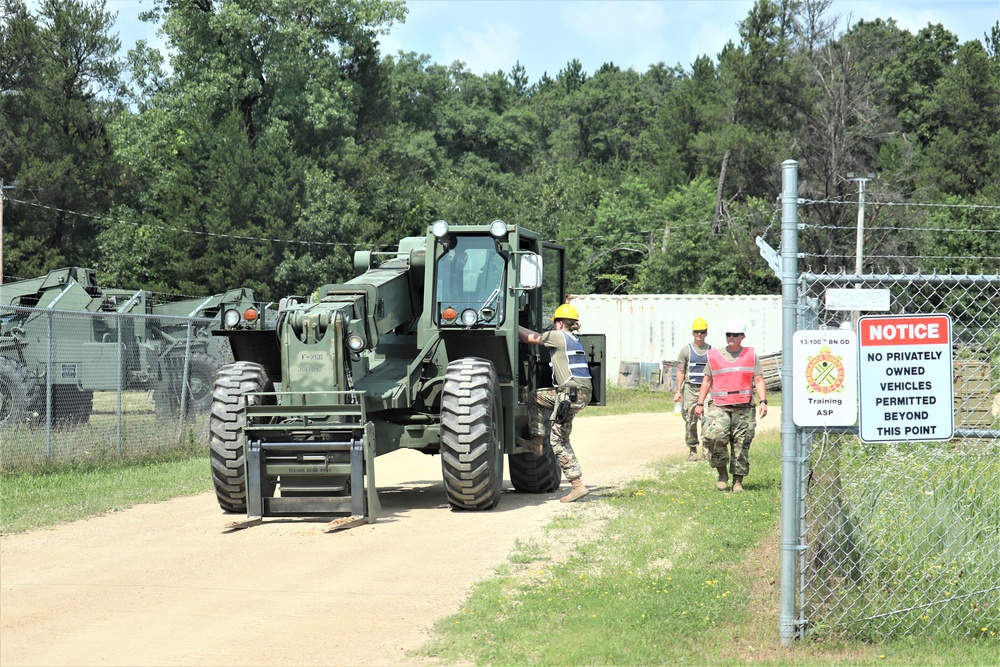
[708,347,755,406]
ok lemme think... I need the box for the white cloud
[560,0,671,70]
[441,23,523,73]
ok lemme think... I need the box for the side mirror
[519,253,543,290]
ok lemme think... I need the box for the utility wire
[6,197,395,249]
[9,194,1000,248]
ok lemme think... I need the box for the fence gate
[770,160,1000,643]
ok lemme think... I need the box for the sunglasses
[692,330,707,334]
[725,332,745,338]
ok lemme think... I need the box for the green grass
[0,389,207,470]
[808,435,1000,642]
[0,449,212,534]
[418,429,997,666]
[584,385,783,417]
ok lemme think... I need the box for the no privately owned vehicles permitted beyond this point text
[858,314,954,443]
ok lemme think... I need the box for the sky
[101,0,999,82]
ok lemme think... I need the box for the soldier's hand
[758,403,768,418]
[693,404,703,418]
[673,392,682,402]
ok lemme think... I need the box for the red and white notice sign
[858,314,953,443]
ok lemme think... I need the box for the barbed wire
[800,252,1000,261]
[800,198,1000,210]
[802,223,1000,234]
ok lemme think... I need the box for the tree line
[2,0,998,300]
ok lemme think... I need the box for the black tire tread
[0,357,42,425]
[209,361,272,513]
[509,445,562,493]
[440,357,504,510]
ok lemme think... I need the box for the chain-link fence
[770,161,1000,643]
[0,305,232,470]
[796,274,1000,640]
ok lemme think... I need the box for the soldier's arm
[693,376,712,417]
[519,326,543,346]
[755,374,768,418]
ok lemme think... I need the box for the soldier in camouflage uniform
[517,303,593,503]
[693,317,768,493]
[673,317,712,461]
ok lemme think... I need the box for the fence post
[176,320,195,443]
[779,159,800,644]
[45,310,53,460]
[116,311,123,455]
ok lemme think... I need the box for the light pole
[0,179,18,285]
[847,172,874,275]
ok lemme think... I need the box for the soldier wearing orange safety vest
[693,317,768,493]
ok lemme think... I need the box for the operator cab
[435,235,508,327]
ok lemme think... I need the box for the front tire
[155,352,219,419]
[440,357,504,510]
[209,361,274,513]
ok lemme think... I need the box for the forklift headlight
[460,308,478,327]
[346,333,367,352]
[223,309,241,328]
[431,219,450,239]
[489,219,508,238]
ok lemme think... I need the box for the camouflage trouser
[702,404,756,476]
[681,383,706,448]
[526,386,591,481]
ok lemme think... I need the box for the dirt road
[0,410,780,667]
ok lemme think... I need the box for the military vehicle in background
[0,267,267,425]
[210,219,606,530]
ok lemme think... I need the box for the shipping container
[567,294,782,388]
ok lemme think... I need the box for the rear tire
[51,386,94,425]
[0,358,41,425]
[209,361,274,513]
[509,443,562,493]
[440,357,504,510]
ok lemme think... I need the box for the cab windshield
[435,236,506,326]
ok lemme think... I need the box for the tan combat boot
[687,447,699,462]
[516,435,544,456]
[732,475,744,493]
[561,478,589,503]
[715,467,729,491]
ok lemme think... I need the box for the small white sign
[825,288,891,311]
[858,314,953,443]
[792,330,858,427]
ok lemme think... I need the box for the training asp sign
[792,330,858,427]
[858,314,954,443]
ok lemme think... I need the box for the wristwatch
[696,403,704,407]
[759,399,768,404]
